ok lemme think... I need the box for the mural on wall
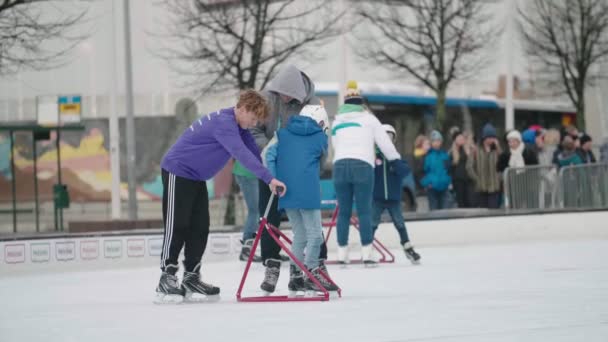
[0,110,233,203]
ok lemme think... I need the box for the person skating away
[156,90,286,304]
[249,65,330,291]
[232,161,262,262]
[421,131,452,210]
[263,105,339,295]
[331,81,402,266]
[371,124,421,265]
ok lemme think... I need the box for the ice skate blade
[184,292,221,303]
[154,293,184,305]
[288,290,305,298]
[363,262,378,268]
[406,256,421,265]
[304,290,335,298]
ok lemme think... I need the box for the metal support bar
[10,130,17,233]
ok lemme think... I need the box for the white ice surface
[1,240,608,342]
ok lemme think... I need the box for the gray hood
[249,65,320,150]
[266,64,315,104]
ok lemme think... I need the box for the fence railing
[559,163,608,209]
[503,165,559,210]
[504,163,608,211]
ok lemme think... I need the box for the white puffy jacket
[331,104,400,166]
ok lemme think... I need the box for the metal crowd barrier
[503,165,559,210]
[559,163,608,209]
[504,163,608,210]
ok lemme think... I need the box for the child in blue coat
[265,105,339,294]
[421,130,452,210]
[372,124,421,264]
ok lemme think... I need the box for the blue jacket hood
[286,115,322,136]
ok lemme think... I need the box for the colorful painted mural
[0,117,228,204]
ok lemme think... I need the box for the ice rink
[1,239,607,342]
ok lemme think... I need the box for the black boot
[239,239,262,262]
[304,266,339,292]
[403,242,421,265]
[181,264,220,302]
[288,264,305,295]
[260,258,281,293]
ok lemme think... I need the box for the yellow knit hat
[344,80,363,104]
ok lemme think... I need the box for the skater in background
[331,81,402,266]
[265,105,339,294]
[421,130,452,211]
[232,162,262,262]
[156,90,286,303]
[249,64,330,292]
[371,124,421,264]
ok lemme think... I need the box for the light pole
[123,0,137,220]
[505,0,515,131]
[109,0,122,220]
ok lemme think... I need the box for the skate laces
[165,273,179,288]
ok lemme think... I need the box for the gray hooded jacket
[250,65,320,150]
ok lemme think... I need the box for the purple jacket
[161,107,273,184]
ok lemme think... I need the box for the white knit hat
[506,130,522,142]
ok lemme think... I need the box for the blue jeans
[428,189,449,210]
[235,175,259,241]
[285,209,322,269]
[371,200,410,244]
[333,159,374,247]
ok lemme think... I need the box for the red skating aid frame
[236,192,342,302]
[322,203,395,264]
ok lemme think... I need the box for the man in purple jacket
[155,90,286,304]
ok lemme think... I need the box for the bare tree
[519,0,608,130]
[356,0,498,129]
[161,0,344,93]
[0,0,87,75]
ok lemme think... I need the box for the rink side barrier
[1,210,607,275]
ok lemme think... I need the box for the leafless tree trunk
[519,0,608,131]
[0,0,87,75]
[355,0,498,130]
[160,0,343,225]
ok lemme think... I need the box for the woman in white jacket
[331,82,401,265]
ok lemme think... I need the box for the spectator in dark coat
[579,134,596,163]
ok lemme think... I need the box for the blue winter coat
[373,151,410,201]
[420,148,452,192]
[267,115,328,210]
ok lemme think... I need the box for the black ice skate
[304,266,339,293]
[403,242,421,265]
[260,258,281,293]
[288,264,305,297]
[155,272,185,304]
[181,266,220,302]
[239,239,262,262]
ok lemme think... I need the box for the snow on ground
[1,239,607,342]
